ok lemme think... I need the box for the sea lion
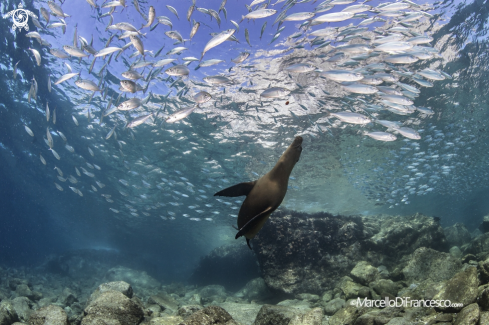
[214,136,303,249]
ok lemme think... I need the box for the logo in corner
[3,3,38,32]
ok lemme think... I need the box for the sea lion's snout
[292,136,303,161]
[293,136,303,148]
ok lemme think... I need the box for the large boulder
[189,243,260,292]
[235,278,271,302]
[105,266,160,292]
[81,290,144,325]
[433,267,478,312]
[453,303,480,325]
[253,305,303,325]
[87,281,133,306]
[402,247,463,283]
[216,302,262,325]
[178,306,238,325]
[0,300,19,325]
[11,297,31,322]
[444,223,471,247]
[147,294,179,313]
[28,305,68,325]
[253,210,447,295]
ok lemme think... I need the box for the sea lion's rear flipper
[214,181,257,197]
[235,207,273,240]
[246,238,252,250]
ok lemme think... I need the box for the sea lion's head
[283,136,303,165]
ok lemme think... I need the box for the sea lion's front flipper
[235,206,273,240]
[214,181,257,197]
[246,238,252,250]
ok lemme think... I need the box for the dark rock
[479,216,489,234]
[289,307,323,325]
[434,267,478,312]
[449,246,463,259]
[177,305,203,318]
[215,302,262,325]
[252,211,447,295]
[8,279,27,291]
[350,261,379,286]
[179,306,238,325]
[328,305,361,325]
[235,278,271,302]
[453,303,479,325]
[463,233,489,255]
[59,288,78,307]
[98,281,133,298]
[28,305,68,325]
[402,247,462,283]
[369,279,400,298]
[445,223,472,247]
[15,285,34,300]
[479,257,489,284]
[81,290,144,325]
[480,311,489,325]
[189,243,260,292]
[338,277,370,300]
[87,281,133,306]
[11,298,31,322]
[147,294,179,313]
[253,304,302,325]
[354,307,403,325]
[324,298,345,316]
[462,254,477,264]
[435,314,453,322]
[199,285,227,304]
[478,287,489,311]
[0,300,19,325]
[105,266,160,291]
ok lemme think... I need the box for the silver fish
[75,79,101,92]
[241,9,276,22]
[141,6,155,29]
[94,47,122,58]
[330,112,371,124]
[50,48,69,59]
[165,31,184,43]
[29,48,41,66]
[203,75,232,85]
[122,70,143,80]
[117,98,142,111]
[48,1,65,17]
[201,29,235,60]
[396,127,421,140]
[284,63,315,73]
[365,131,397,142]
[25,125,34,137]
[166,5,179,19]
[190,22,200,40]
[320,70,364,82]
[313,12,354,23]
[63,45,88,58]
[283,12,315,21]
[193,91,212,104]
[127,114,153,128]
[154,58,176,67]
[260,87,290,98]
[54,72,79,85]
[165,65,190,76]
[166,106,196,123]
[231,52,250,64]
[130,35,144,56]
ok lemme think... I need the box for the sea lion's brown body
[214,136,303,249]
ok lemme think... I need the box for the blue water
[0,0,488,282]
